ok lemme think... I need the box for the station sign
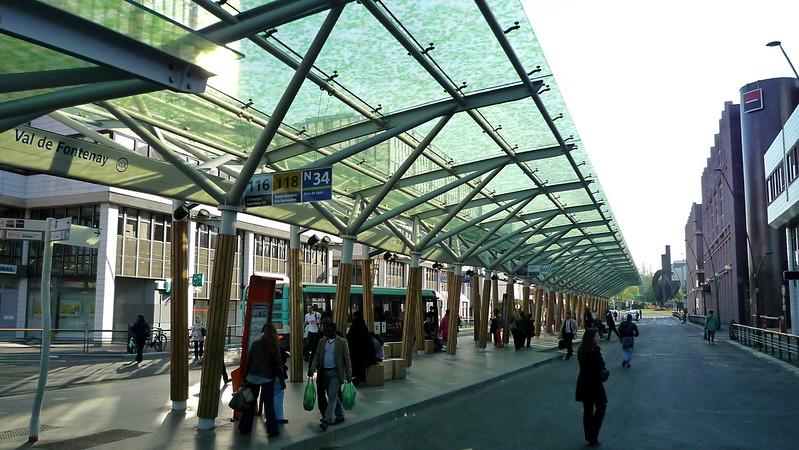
[0,218,100,247]
[244,167,332,207]
[518,263,551,278]
[0,264,17,275]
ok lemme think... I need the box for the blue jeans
[273,377,285,421]
[622,348,633,364]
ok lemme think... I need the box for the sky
[522,0,799,274]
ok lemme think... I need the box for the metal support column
[197,207,238,430]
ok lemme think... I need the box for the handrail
[732,323,799,367]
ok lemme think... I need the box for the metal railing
[733,323,799,367]
[688,314,706,326]
[0,325,244,354]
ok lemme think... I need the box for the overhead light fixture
[491,274,499,281]
[432,262,444,270]
[173,202,198,221]
[307,234,320,247]
[465,270,474,276]
[383,252,394,261]
[196,209,211,220]
[320,236,331,246]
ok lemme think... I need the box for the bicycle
[127,327,168,353]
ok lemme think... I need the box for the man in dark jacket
[130,314,150,364]
[604,310,619,341]
[618,314,640,368]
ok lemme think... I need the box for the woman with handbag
[240,323,284,438]
[575,329,608,448]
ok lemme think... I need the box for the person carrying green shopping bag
[308,322,352,431]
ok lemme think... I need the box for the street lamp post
[766,41,799,81]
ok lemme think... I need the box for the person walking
[560,311,578,360]
[575,329,608,448]
[346,311,377,385]
[604,310,618,341]
[524,312,534,348]
[190,316,205,363]
[510,309,525,350]
[305,305,322,362]
[130,314,150,365]
[490,309,500,347]
[240,323,284,438]
[584,308,594,330]
[439,309,451,342]
[705,309,719,345]
[308,322,352,431]
[271,342,289,425]
[618,314,640,368]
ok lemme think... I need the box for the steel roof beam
[266,82,536,165]
[463,211,559,260]
[481,203,601,228]
[415,180,587,220]
[0,67,130,94]
[0,1,211,93]
[424,196,533,249]
[228,5,344,205]
[202,0,352,44]
[492,225,571,269]
[98,101,228,205]
[359,158,506,231]
[354,144,567,197]
[476,0,631,266]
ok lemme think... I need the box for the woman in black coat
[346,311,377,385]
[575,328,607,448]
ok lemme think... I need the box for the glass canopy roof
[0,0,639,295]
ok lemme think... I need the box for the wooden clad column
[502,280,514,347]
[522,283,531,316]
[412,256,425,354]
[545,290,555,334]
[362,258,374,333]
[534,286,544,336]
[288,227,303,382]
[472,271,481,341]
[334,237,355,333]
[491,275,499,318]
[577,295,584,329]
[556,291,565,332]
[569,293,576,317]
[197,210,237,428]
[478,273,491,349]
[170,218,189,411]
[447,267,462,356]
[401,259,420,365]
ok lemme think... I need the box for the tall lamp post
[766,41,799,81]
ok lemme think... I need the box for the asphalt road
[330,317,799,450]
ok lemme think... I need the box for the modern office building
[763,80,799,332]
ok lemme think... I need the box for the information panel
[243,168,333,207]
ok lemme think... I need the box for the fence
[733,323,799,367]
[688,315,706,326]
[0,325,243,354]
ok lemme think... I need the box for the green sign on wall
[192,273,204,287]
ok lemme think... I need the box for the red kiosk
[231,274,280,417]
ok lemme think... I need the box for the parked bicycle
[127,327,168,353]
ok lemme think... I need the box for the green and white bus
[272,283,439,341]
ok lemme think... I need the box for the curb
[280,351,562,450]
[726,339,799,376]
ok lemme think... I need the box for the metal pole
[28,218,54,443]
[778,43,799,81]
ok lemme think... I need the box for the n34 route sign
[244,167,332,207]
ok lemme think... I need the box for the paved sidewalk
[0,333,562,450]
